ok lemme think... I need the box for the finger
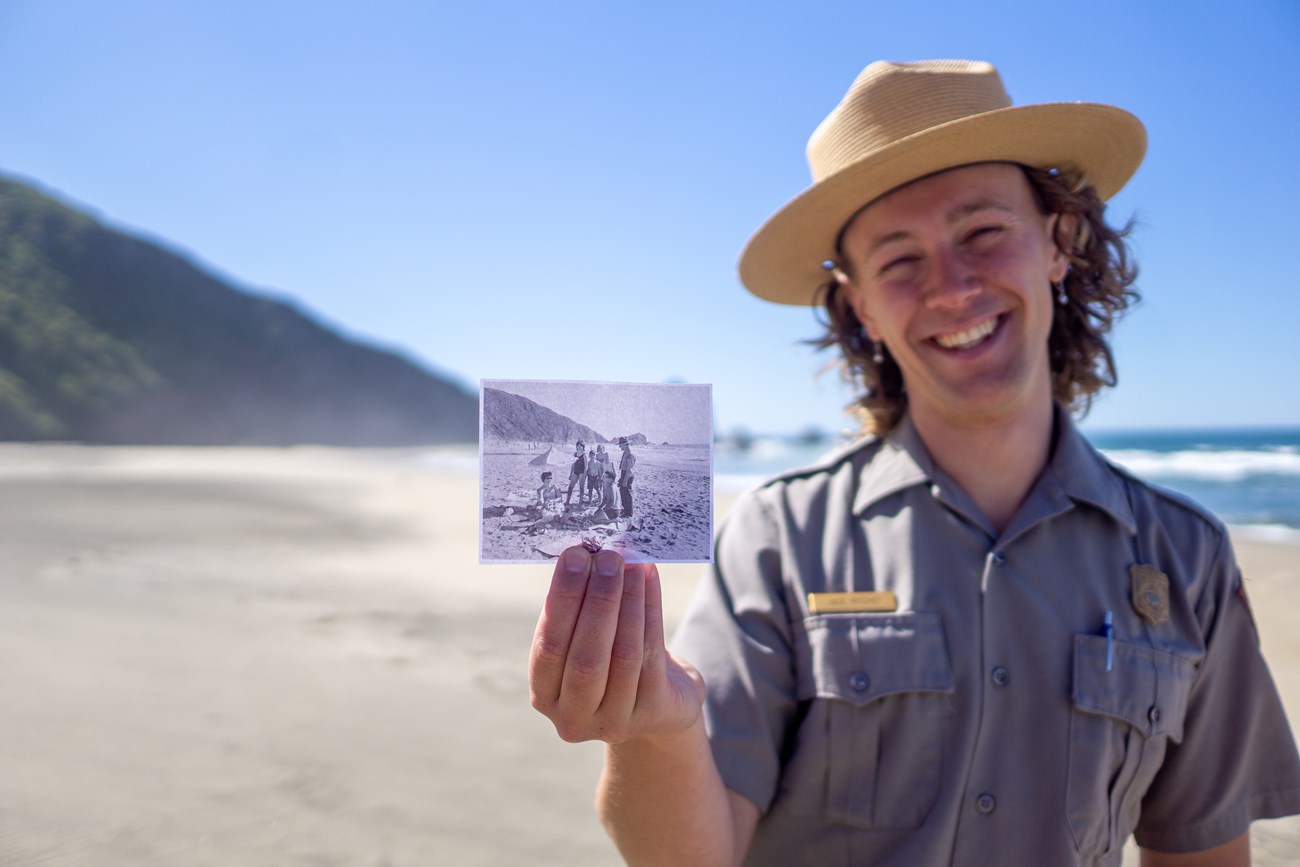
[641,563,667,663]
[595,560,648,724]
[559,549,626,715]
[529,546,592,711]
[641,565,707,718]
[635,564,674,709]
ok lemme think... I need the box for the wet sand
[1,443,1296,865]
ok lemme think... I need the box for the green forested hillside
[0,175,476,444]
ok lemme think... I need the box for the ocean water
[715,427,1300,541]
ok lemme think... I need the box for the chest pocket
[1067,634,1195,856]
[785,612,954,830]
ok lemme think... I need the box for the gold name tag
[807,591,898,614]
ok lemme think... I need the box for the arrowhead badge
[1130,563,1170,625]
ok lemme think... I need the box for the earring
[872,340,885,366]
[1054,281,1069,305]
[823,260,850,285]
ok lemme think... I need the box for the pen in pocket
[1104,609,1114,672]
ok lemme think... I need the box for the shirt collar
[852,413,934,515]
[1046,404,1136,534]
[851,404,1136,534]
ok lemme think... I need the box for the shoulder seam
[1104,456,1228,538]
[753,436,880,490]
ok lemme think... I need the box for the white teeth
[935,317,997,350]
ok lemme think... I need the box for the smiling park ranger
[528,60,1300,866]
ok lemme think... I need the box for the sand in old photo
[479,440,712,563]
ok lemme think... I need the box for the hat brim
[737,102,1146,306]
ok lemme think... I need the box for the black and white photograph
[479,379,713,564]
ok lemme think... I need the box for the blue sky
[3,0,1297,437]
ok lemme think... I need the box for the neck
[909,396,1055,534]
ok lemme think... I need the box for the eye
[878,254,920,277]
[964,224,1005,245]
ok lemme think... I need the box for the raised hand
[529,545,705,744]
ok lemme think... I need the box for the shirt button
[976,792,996,815]
[992,551,1007,565]
[991,666,1010,686]
[1149,705,1162,725]
[848,672,870,692]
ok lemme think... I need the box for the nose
[925,245,980,310]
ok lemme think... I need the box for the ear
[1046,212,1077,283]
[838,270,883,341]
[857,305,884,342]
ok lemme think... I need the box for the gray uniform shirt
[673,407,1300,866]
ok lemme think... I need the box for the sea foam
[1102,448,1300,482]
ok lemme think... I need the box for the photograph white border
[478,379,713,565]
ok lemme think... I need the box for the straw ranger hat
[738,59,1147,305]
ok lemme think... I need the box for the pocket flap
[800,612,953,706]
[1072,634,1195,742]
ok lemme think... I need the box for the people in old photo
[535,471,560,511]
[528,59,1300,865]
[565,441,586,506]
[585,447,601,503]
[617,436,635,518]
[478,381,713,564]
[599,464,618,521]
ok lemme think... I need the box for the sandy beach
[2,444,1298,866]
[479,441,712,564]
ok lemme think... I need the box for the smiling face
[838,162,1070,431]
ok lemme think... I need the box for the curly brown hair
[809,163,1139,436]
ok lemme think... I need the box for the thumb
[666,650,708,706]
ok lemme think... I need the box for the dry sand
[1,444,1297,866]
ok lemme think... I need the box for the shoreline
[421,442,1300,541]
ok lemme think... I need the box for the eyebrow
[859,199,1017,260]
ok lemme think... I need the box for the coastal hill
[481,387,605,445]
[0,174,476,445]
[481,388,652,446]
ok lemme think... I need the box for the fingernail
[564,547,588,574]
[595,551,621,578]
